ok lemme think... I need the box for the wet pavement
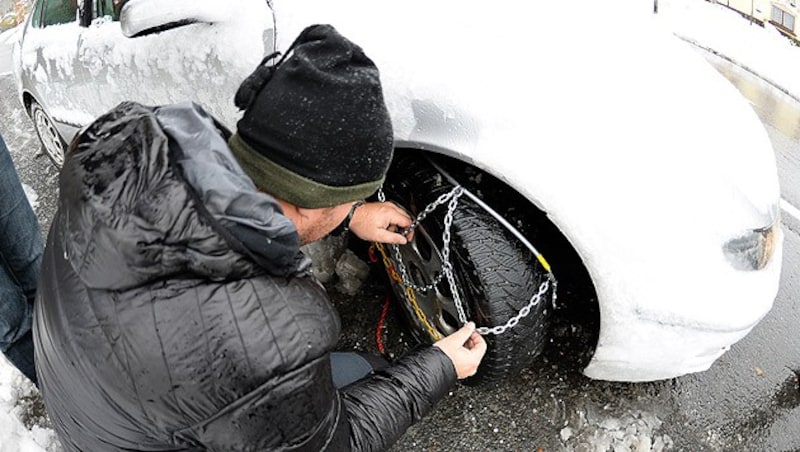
[1,48,798,451]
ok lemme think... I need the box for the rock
[335,249,371,295]
[302,235,347,283]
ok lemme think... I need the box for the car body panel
[15,0,273,135]
[13,0,783,381]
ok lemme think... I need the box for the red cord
[367,244,379,263]
[376,293,391,355]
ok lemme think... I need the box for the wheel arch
[392,147,601,362]
[21,90,35,116]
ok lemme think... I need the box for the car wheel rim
[387,223,462,338]
[34,108,64,167]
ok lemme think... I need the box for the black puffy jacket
[33,102,456,452]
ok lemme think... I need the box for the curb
[675,34,800,105]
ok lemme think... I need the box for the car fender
[276,0,783,380]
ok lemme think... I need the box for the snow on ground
[1,0,799,449]
[0,360,60,452]
[0,26,21,76]
[21,184,38,211]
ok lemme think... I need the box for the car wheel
[30,100,66,168]
[378,155,554,383]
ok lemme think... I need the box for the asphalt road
[1,52,798,451]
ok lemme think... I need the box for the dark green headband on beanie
[229,24,394,209]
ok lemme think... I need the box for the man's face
[298,202,352,244]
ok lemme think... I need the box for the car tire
[30,100,67,168]
[379,155,554,383]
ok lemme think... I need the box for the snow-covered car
[13,0,783,383]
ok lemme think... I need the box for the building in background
[0,0,28,31]
[13,0,30,20]
[716,0,799,38]
[0,0,13,19]
[768,0,798,35]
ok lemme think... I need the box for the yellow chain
[373,243,443,341]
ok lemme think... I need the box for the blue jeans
[330,352,389,388]
[0,134,42,384]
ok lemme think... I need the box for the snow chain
[373,242,443,341]
[376,185,554,336]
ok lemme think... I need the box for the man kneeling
[33,24,485,451]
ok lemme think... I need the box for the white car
[14,0,782,382]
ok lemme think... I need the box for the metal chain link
[377,185,553,336]
[474,280,550,335]
[383,186,463,294]
[373,242,443,341]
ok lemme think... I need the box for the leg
[0,133,42,383]
[330,352,389,389]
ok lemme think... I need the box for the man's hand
[348,202,415,244]
[433,322,487,379]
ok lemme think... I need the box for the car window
[30,0,44,28]
[41,0,78,26]
[96,0,124,21]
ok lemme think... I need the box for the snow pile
[302,235,372,295]
[559,408,674,452]
[0,360,61,452]
[21,183,38,212]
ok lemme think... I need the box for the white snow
[1,0,799,449]
[119,0,236,38]
[661,0,800,100]
[15,0,270,134]
[560,407,674,452]
[21,184,38,212]
[0,359,60,451]
[780,198,800,222]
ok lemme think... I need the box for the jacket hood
[58,101,306,291]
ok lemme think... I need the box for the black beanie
[229,24,394,209]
